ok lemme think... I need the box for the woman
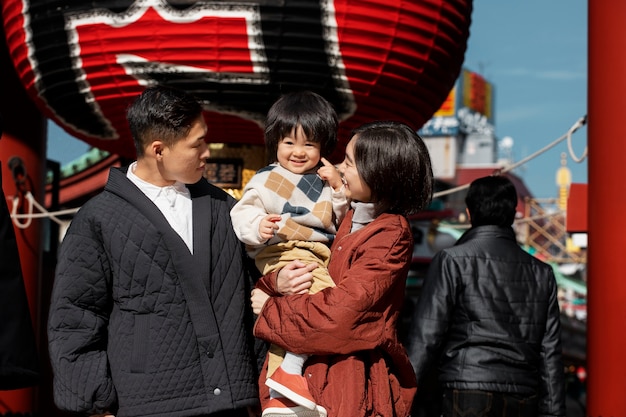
[251,121,434,417]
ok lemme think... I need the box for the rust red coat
[254,210,417,417]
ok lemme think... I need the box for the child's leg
[266,353,316,410]
[257,243,334,411]
[266,350,310,406]
[265,268,332,410]
[267,344,285,377]
[308,262,335,293]
[268,262,332,378]
[280,351,307,375]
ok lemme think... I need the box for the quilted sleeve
[47,212,117,414]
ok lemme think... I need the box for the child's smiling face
[276,124,322,174]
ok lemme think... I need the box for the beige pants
[255,240,335,376]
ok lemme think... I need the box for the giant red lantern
[2,0,472,159]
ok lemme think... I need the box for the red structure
[0,24,46,413]
[566,183,587,233]
[587,0,626,414]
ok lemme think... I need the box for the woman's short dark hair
[465,175,518,227]
[351,121,433,217]
[127,85,203,157]
[264,91,338,164]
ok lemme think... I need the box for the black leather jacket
[407,225,565,417]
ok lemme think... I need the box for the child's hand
[317,157,343,191]
[259,214,281,241]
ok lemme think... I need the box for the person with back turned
[407,175,566,417]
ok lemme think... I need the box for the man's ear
[150,141,164,158]
[465,208,471,222]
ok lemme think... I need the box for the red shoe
[266,367,317,410]
[261,397,322,417]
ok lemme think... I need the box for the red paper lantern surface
[2,0,472,160]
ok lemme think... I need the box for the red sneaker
[261,397,322,417]
[266,367,317,410]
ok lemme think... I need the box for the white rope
[9,191,78,228]
[433,115,587,199]
[28,192,67,225]
[433,182,470,198]
[567,116,588,162]
[439,208,564,229]
[10,206,80,218]
[10,194,33,229]
[501,115,587,175]
[5,116,588,228]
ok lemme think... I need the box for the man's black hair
[465,175,517,227]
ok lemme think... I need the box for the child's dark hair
[264,91,338,164]
[127,85,203,157]
[465,175,517,227]
[351,121,433,217]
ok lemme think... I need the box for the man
[407,175,565,417]
[48,86,261,417]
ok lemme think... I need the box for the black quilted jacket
[407,225,565,417]
[48,167,260,416]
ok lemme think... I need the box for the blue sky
[48,0,588,199]
[463,0,588,199]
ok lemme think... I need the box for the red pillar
[0,24,46,413]
[587,0,626,414]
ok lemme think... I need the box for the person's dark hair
[264,91,338,164]
[465,175,518,227]
[127,85,203,157]
[351,121,433,217]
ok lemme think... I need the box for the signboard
[461,69,494,121]
[433,87,456,117]
[419,68,495,137]
[205,158,243,189]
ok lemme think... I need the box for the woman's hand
[252,260,317,314]
[251,289,270,315]
[275,260,317,295]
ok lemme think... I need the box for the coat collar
[455,224,517,246]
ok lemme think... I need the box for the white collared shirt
[127,162,194,253]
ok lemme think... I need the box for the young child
[230,91,347,415]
